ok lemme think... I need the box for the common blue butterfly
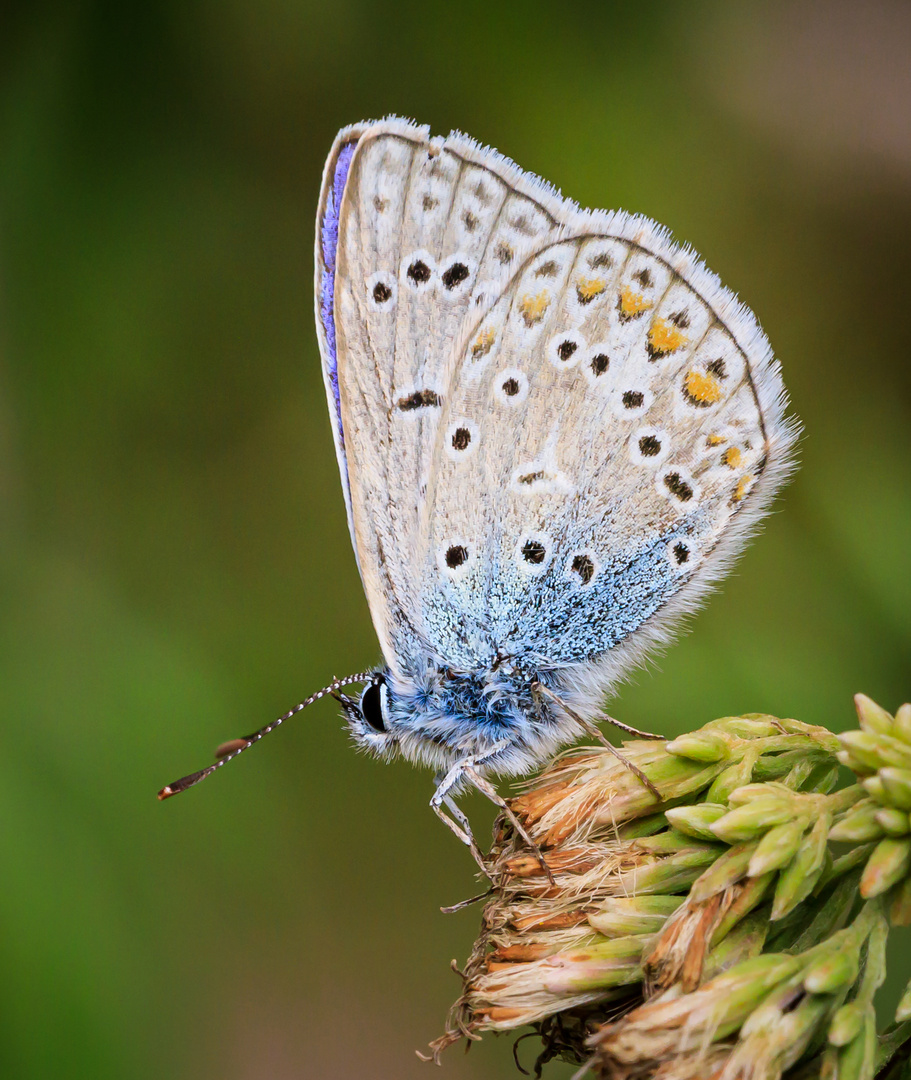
[160,118,797,865]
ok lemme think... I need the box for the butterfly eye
[359,679,388,734]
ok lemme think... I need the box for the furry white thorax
[343,663,589,777]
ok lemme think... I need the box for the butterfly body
[353,665,574,778]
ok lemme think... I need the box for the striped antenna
[157,671,375,800]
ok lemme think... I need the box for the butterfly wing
[316,118,797,697]
[315,118,566,672]
[419,220,797,692]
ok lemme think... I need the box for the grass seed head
[432,698,910,1072]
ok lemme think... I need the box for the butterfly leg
[430,767,489,874]
[462,767,556,886]
[430,738,516,872]
[443,791,490,874]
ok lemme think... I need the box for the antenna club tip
[157,786,175,801]
[215,738,250,759]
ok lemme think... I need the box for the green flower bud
[710,796,797,844]
[843,731,911,771]
[829,1002,864,1047]
[727,781,792,807]
[894,703,911,744]
[587,896,683,937]
[664,731,730,763]
[829,800,885,843]
[854,693,894,736]
[879,767,911,811]
[615,811,670,840]
[611,846,720,896]
[705,755,758,803]
[631,829,720,855]
[707,952,805,1019]
[831,1007,876,1080]
[690,842,758,902]
[664,803,727,841]
[831,783,869,814]
[536,937,646,994]
[803,948,860,994]
[874,806,910,836]
[837,748,875,778]
[705,716,780,739]
[772,813,830,920]
[838,731,891,772]
[749,819,807,877]
[862,775,887,802]
[859,837,911,899]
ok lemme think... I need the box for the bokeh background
[1,1,910,1077]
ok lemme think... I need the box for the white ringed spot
[366,270,397,310]
[437,539,474,579]
[515,532,553,576]
[630,427,670,467]
[494,368,529,406]
[445,419,479,460]
[547,330,586,370]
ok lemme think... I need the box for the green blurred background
[1,1,909,1077]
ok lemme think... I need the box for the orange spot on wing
[519,290,550,326]
[706,434,726,446]
[576,276,606,302]
[722,446,743,469]
[733,475,753,502]
[618,285,652,317]
[648,317,687,357]
[471,327,496,358]
[684,369,723,405]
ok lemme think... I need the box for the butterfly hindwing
[419,227,794,680]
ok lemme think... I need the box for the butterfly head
[338,672,399,758]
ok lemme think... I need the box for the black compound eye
[359,679,387,733]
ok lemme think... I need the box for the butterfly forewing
[317,119,564,672]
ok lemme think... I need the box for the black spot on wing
[397,389,442,411]
[571,554,595,584]
[407,260,431,284]
[522,539,546,564]
[446,545,467,568]
[664,472,693,501]
[442,262,469,290]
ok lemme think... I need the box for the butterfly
[160,117,797,866]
